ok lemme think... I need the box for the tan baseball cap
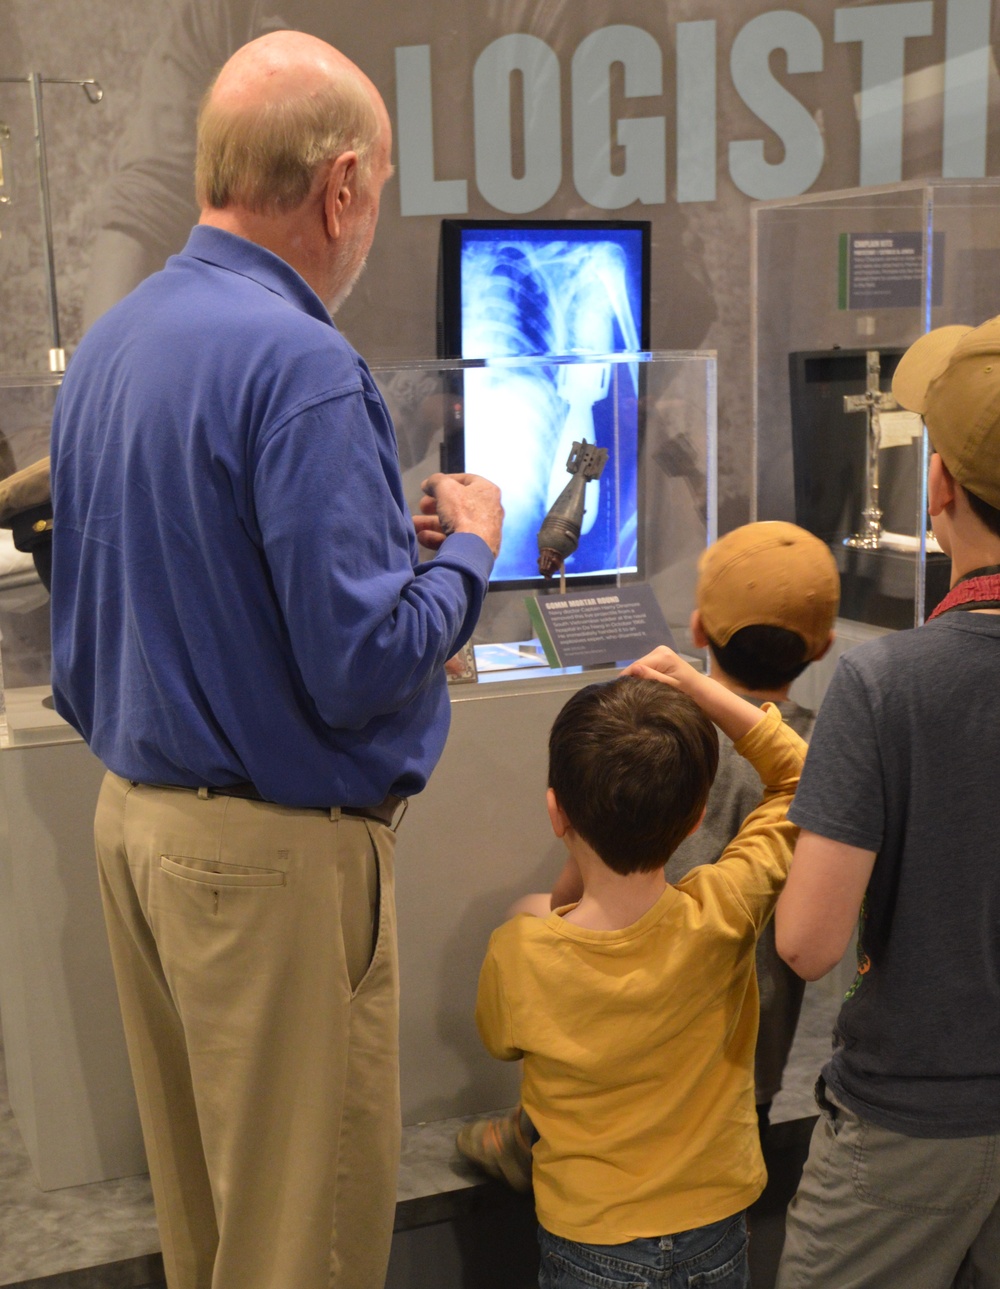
[697,521,840,658]
[891,318,1000,509]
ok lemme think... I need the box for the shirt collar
[178,225,334,328]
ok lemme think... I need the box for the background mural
[0,0,998,530]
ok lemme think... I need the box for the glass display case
[751,178,1000,629]
[374,349,717,675]
[0,373,60,746]
[0,351,717,742]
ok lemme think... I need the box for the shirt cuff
[435,531,496,581]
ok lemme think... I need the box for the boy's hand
[624,646,702,694]
[623,645,766,744]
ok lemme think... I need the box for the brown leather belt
[131,780,407,829]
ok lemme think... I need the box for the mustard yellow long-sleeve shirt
[475,704,806,1243]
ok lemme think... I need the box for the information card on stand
[526,583,675,669]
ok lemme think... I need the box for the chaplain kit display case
[0,349,718,1189]
[751,178,1000,631]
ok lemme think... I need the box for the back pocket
[160,855,286,887]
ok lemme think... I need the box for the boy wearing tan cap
[669,521,840,1133]
[775,318,1000,1289]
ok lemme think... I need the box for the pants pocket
[348,820,395,998]
[159,854,286,886]
[689,1241,750,1287]
[852,1119,997,1215]
[540,1249,646,1289]
[686,1213,750,1287]
[537,1229,648,1289]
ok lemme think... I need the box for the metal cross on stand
[843,349,899,550]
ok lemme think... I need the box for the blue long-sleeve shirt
[51,226,493,807]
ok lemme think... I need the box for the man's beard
[327,219,372,315]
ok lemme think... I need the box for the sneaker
[456,1105,535,1192]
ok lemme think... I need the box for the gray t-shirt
[669,697,815,1104]
[789,612,1000,1137]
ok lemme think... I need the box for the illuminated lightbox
[438,219,650,589]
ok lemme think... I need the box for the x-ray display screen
[439,220,649,588]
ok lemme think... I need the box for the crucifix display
[843,348,899,550]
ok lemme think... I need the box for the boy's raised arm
[627,645,807,929]
[624,646,765,743]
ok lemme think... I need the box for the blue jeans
[538,1212,749,1288]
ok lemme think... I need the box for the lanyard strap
[927,565,1000,621]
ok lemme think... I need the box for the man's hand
[413,511,448,552]
[420,472,503,558]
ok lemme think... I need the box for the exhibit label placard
[839,232,944,310]
[527,584,675,669]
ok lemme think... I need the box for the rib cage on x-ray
[464,241,640,360]
[466,246,556,357]
[460,238,641,584]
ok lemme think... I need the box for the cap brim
[892,325,972,413]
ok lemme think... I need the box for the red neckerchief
[926,564,1000,621]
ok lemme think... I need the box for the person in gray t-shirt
[776,319,1000,1289]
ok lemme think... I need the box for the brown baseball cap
[697,521,840,658]
[891,318,1000,509]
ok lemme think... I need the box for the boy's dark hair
[704,625,811,692]
[967,486,1000,539]
[548,677,719,876]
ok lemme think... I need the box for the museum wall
[1,0,998,529]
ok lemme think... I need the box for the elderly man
[49,31,502,1289]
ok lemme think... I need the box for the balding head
[195,31,388,214]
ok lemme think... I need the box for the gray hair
[195,72,379,212]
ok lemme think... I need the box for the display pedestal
[0,693,145,1190]
[396,668,615,1121]
[0,672,611,1187]
[835,545,951,630]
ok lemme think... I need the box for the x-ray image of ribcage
[460,237,641,584]
[464,246,556,357]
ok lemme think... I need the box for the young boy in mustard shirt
[474,646,806,1288]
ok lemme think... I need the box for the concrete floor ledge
[1,981,839,1288]
[2,1255,165,1289]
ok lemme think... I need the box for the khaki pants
[95,773,400,1289]
[777,1085,1000,1289]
